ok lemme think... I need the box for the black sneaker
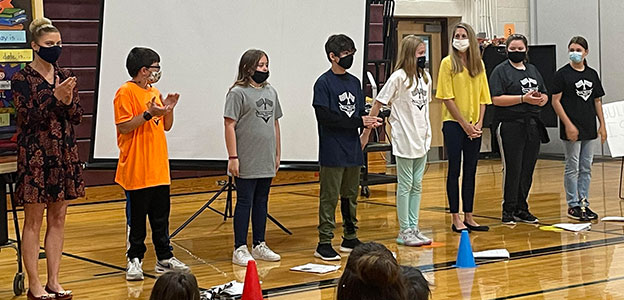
[585,207,598,220]
[314,243,341,261]
[567,206,589,221]
[502,211,516,225]
[339,238,362,253]
[514,210,539,224]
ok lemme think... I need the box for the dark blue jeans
[234,177,272,248]
[443,121,481,213]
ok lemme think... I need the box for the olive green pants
[318,166,360,244]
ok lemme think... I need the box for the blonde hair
[395,35,429,89]
[29,17,59,43]
[450,23,483,77]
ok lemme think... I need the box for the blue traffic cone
[454,230,476,268]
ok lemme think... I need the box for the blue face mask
[569,51,583,64]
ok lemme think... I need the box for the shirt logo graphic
[338,92,356,117]
[520,77,538,94]
[575,79,593,101]
[411,87,427,110]
[255,98,274,123]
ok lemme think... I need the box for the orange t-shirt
[113,82,170,190]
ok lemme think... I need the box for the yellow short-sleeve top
[435,56,492,123]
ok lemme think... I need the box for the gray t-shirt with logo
[224,84,283,179]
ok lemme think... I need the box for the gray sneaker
[412,229,432,245]
[155,257,190,273]
[396,228,423,246]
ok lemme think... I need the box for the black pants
[126,185,173,261]
[496,120,541,213]
[234,177,272,249]
[443,121,481,213]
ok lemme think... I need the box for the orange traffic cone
[241,260,263,300]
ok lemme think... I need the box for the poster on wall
[603,100,624,158]
[0,0,34,155]
[0,0,32,42]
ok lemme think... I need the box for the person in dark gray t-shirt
[224,49,282,266]
[489,34,548,225]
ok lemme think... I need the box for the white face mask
[147,70,162,84]
[453,39,470,52]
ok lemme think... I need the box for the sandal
[27,290,55,300]
[45,285,73,300]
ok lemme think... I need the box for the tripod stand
[170,176,292,239]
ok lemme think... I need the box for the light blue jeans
[563,139,596,208]
[396,155,427,231]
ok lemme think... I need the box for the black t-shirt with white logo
[552,64,605,140]
[488,60,548,121]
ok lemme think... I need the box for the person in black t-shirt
[551,36,606,221]
[488,34,548,225]
[312,34,382,261]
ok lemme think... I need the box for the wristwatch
[143,111,153,121]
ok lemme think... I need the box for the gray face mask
[147,69,162,84]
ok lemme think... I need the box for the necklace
[130,80,149,89]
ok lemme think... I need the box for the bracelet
[228,156,238,160]
[520,95,524,103]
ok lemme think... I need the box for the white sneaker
[412,229,432,245]
[251,242,281,262]
[126,258,144,281]
[232,245,255,266]
[155,257,190,273]
[396,228,423,246]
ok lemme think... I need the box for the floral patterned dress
[11,64,85,205]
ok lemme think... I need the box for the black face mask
[417,56,426,69]
[507,51,526,63]
[337,53,354,69]
[251,70,269,84]
[36,45,62,64]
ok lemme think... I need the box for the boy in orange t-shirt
[114,47,189,281]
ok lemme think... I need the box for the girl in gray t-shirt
[224,49,282,266]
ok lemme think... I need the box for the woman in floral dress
[11,18,84,300]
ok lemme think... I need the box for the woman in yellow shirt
[436,23,491,233]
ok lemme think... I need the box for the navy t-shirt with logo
[552,64,605,141]
[488,60,548,121]
[312,70,365,167]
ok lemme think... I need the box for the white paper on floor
[601,216,624,222]
[553,223,591,232]
[290,263,341,274]
[473,249,510,259]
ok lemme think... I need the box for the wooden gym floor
[1,154,624,299]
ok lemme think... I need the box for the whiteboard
[93,0,366,163]
[603,101,624,157]
[600,0,624,104]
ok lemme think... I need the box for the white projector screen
[93,0,367,164]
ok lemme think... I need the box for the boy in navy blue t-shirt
[312,34,382,260]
